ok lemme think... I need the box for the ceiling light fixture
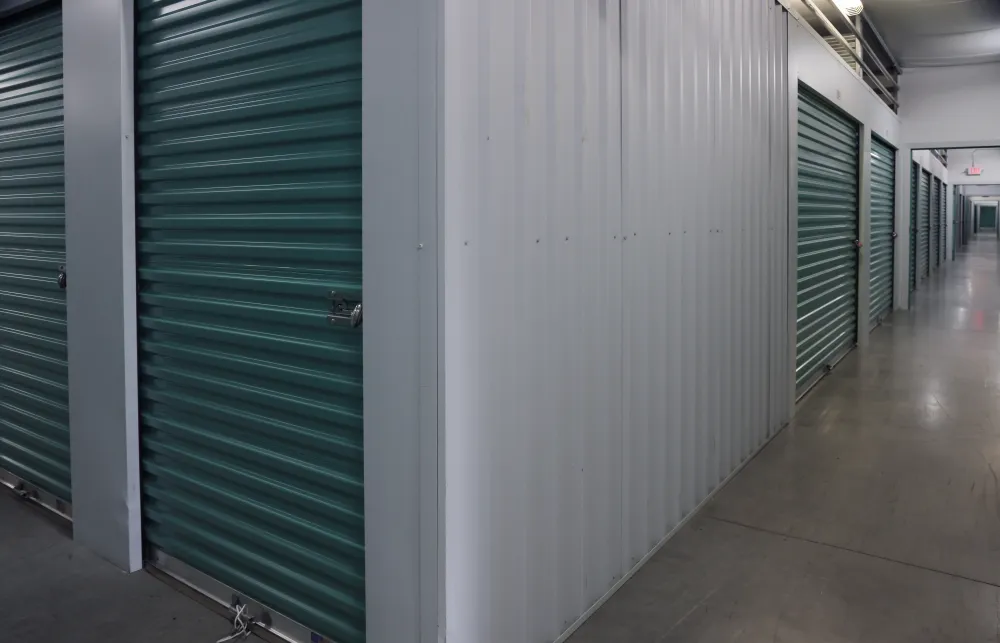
[833,0,864,16]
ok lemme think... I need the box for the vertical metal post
[364,0,440,641]
[857,125,871,347]
[63,0,141,571]
[893,146,912,311]
[787,48,799,414]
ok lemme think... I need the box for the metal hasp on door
[0,3,69,503]
[795,85,860,395]
[918,170,930,280]
[909,162,918,293]
[869,137,895,329]
[135,2,364,643]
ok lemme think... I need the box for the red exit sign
[968,166,984,176]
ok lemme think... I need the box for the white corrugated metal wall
[442,1,791,641]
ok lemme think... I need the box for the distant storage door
[869,137,894,328]
[930,178,940,269]
[0,4,69,502]
[796,86,860,394]
[909,162,917,293]
[983,205,998,229]
[918,170,930,280]
[136,3,364,642]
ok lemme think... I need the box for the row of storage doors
[795,85,896,395]
[0,3,366,643]
[908,164,950,292]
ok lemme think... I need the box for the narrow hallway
[570,236,1000,642]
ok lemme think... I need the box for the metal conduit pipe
[861,12,900,74]
[828,6,898,89]
[800,0,897,108]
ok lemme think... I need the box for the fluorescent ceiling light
[833,0,864,16]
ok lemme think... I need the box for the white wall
[441,1,789,642]
[946,148,1000,185]
[899,63,1000,148]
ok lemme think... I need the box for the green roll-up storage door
[983,205,998,229]
[796,86,860,393]
[930,178,940,270]
[0,3,68,502]
[136,3,364,642]
[869,137,894,328]
[909,162,917,293]
[918,170,930,280]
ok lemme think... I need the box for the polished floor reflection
[570,235,1000,643]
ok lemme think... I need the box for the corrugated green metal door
[918,171,930,280]
[909,162,917,293]
[983,205,998,229]
[136,3,364,642]
[0,3,69,502]
[930,178,940,270]
[796,86,860,393]
[869,137,894,328]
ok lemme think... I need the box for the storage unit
[909,162,917,293]
[135,3,364,642]
[869,137,894,328]
[0,2,69,503]
[795,86,860,393]
[983,205,998,229]
[918,170,931,280]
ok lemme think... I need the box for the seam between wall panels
[617,0,626,582]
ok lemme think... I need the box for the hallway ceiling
[861,0,1000,67]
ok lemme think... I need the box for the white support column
[363,0,440,642]
[787,58,799,412]
[946,186,955,261]
[857,125,872,347]
[894,146,912,311]
[63,0,140,572]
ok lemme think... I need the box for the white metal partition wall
[441,1,790,641]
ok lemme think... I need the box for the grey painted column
[363,0,440,642]
[857,125,872,348]
[894,146,912,311]
[787,51,799,413]
[63,0,141,572]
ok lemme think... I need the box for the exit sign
[968,166,984,176]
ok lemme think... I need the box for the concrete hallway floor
[570,234,1000,643]
[0,490,257,642]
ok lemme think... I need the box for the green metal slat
[135,2,364,642]
[0,3,68,502]
[918,171,930,280]
[796,86,859,393]
[869,137,894,329]
[909,162,917,293]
